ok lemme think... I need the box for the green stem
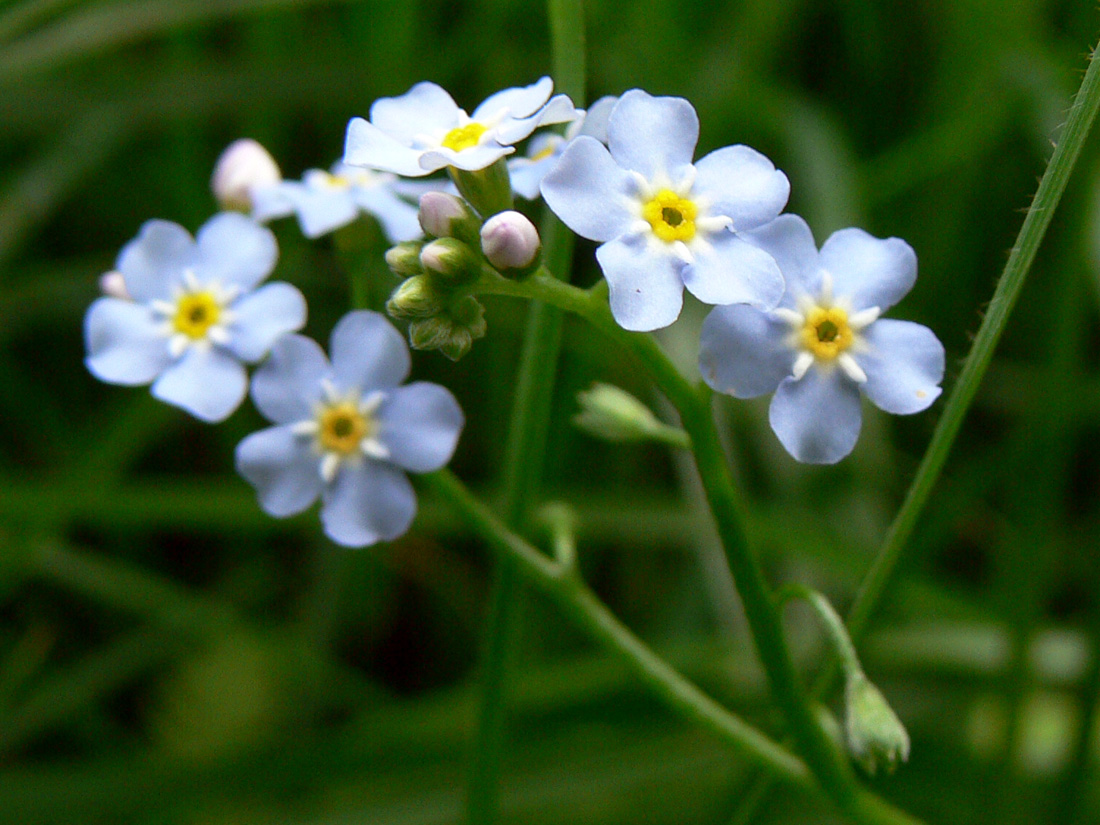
[425,470,924,825]
[844,41,1100,642]
[464,5,584,816]
[778,583,864,681]
[477,269,862,809]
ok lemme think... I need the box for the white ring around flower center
[290,382,390,484]
[150,270,239,358]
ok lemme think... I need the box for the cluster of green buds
[384,191,542,360]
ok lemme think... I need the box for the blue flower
[84,213,307,422]
[540,89,790,331]
[699,215,944,464]
[343,77,577,177]
[508,95,617,200]
[235,311,464,547]
[250,161,427,241]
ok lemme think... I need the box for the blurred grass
[2,0,1100,823]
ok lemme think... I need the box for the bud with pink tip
[211,139,281,211]
[418,192,479,243]
[480,210,541,274]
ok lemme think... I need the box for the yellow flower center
[318,171,351,189]
[642,189,697,242]
[172,292,222,339]
[442,122,488,152]
[800,306,854,360]
[317,402,372,455]
[529,144,557,161]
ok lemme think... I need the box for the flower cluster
[84,73,947,555]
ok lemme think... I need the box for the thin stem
[845,41,1100,645]
[778,583,864,681]
[464,5,584,817]
[425,470,924,825]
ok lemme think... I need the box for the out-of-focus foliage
[2,1,1100,823]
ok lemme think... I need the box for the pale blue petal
[289,187,358,238]
[194,212,277,291]
[493,93,578,145]
[769,369,862,464]
[251,334,329,425]
[235,425,323,517]
[344,117,432,177]
[607,90,698,181]
[378,382,464,472]
[369,82,460,143]
[578,96,617,142]
[738,214,821,307]
[321,461,417,547]
[699,305,793,398]
[84,297,172,385]
[693,145,790,232]
[818,229,917,312]
[151,346,247,422]
[351,185,423,242]
[540,136,635,242]
[473,77,553,122]
[250,182,298,223]
[329,310,410,392]
[116,220,194,303]
[228,282,307,363]
[596,235,684,331]
[419,143,512,173]
[508,155,556,199]
[857,319,944,414]
[683,231,784,309]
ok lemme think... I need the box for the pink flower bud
[418,192,470,238]
[480,211,540,270]
[211,139,281,211]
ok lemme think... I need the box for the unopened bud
[418,192,480,243]
[99,270,131,300]
[420,238,480,284]
[573,383,690,448]
[386,275,446,319]
[211,138,281,211]
[407,296,487,361]
[845,672,911,775]
[480,210,540,273]
[385,242,424,278]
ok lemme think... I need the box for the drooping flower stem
[425,469,926,825]
[464,6,585,823]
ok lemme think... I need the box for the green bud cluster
[384,192,493,360]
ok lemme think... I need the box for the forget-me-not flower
[508,95,617,200]
[343,77,577,177]
[84,213,306,422]
[250,161,426,241]
[699,214,944,464]
[540,89,790,331]
[235,311,464,547]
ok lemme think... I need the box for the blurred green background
[2,0,1100,822]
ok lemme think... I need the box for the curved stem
[778,583,863,681]
[424,470,924,825]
